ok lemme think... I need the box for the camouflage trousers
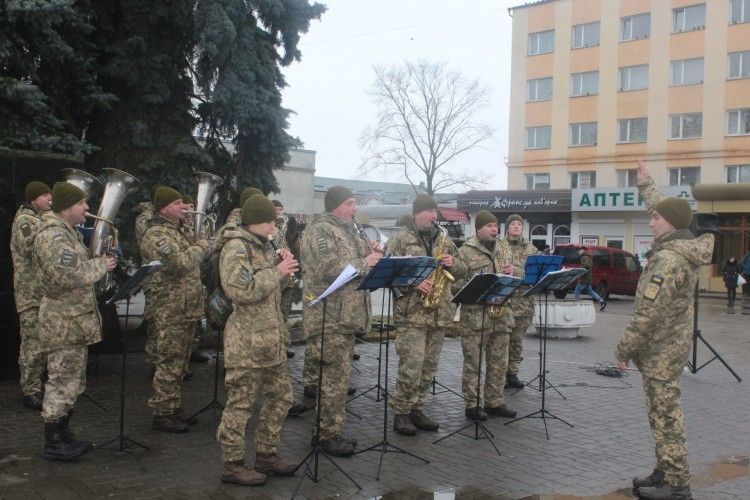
[460,330,510,409]
[280,286,294,323]
[390,326,446,415]
[42,346,87,422]
[148,321,194,416]
[217,363,292,462]
[302,334,320,388]
[643,376,690,487]
[312,333,355,441]
[18,308,46,396]
[181,322,203,376]
[507,313,532,375]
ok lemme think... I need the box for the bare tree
[359,60,494,195]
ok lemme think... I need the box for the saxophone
[420,222,455,310]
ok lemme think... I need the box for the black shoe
[347,386,356,396]
[464,407,487,421]
[637,483,692,500]
[311,434,357,447]
[287,401,312,417]
[409,409,439,431]
[303,385,317,399]
[320,436,354,457]
[152,414,189,433]
[393,413,417,436]
[485,405,517,418]
[286,349,295,358]
[600,301,607,311]
[23,391,44,411]
[352,352,360,361]
[505,374,525,389]
[175,409,198,425]
[633,469,665,490]
[43,420,92,462]
[190,350,210,363]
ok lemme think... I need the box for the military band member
[141,187,210,432]
[224,186,263,226]
[387,194,466,436]
[32,182,116,461]
[456,211,517,421]
[217,195,298,486]
[134,200,154,250]
[299,186,382,456]
[11,181,52,411]
[618,160,713,500]
[496,214,538,389]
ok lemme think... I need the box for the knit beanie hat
[182,193,194,205]
[25,181,51,203]
[241,194,276,225]
[397,214,413,227]
[239,187,264,209]
[475,210,498,231]
[506,214,523,227]
[153,186,182,212]
[325,186,354,212]
[271,199,283,208]
[654,197,692,230]
[51,182,85,212]
[412,194,438,215]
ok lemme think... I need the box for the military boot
[311,434,357,447]
[347,386,356,396]
[152,414,189,433]
[43,420,91,462]
[59,413,92,453]
[633,469,665,491]
[303,385,317,399]
[505,373,525,389]
[464,407,488,421]
[221,460,267,486]
[174,408,198,425]
[485,404,517,418]
[255,452,296,476]
[22,391,43,411]
[320,436,355,457]
[637,483,692,500]
[190,349,210,363]
[409,409,439,431]
[393,413,417,436]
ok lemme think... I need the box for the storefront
[457,190,571,250]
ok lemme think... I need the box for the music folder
[105,261,162,305]
[522,268,587,297]
[357,256,437,291]
[452,273,523,306]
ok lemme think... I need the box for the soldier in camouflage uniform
[141,187,210,432]
[223,186,263,227]
[32,182,116,461]
[455,211,517,421]
[496,214,539,389]
[216,194,298,486]
[11,181,52,410]
[271,200,297,360]
[299,186,382,456]
[134,200,157,364]
[616,160,713,500]
[387,194,467,436]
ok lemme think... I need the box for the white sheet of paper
[309,264,360,306]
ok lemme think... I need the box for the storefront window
[531,224,548,250]
[716,214,750,272]
[553,225,570,246]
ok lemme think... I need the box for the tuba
[62,168,102,201]
[188,171,223,242]
[420,222,456,309]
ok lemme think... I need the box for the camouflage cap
[51,182,85,212]
[25,181,51,203]
[241,194,276,225]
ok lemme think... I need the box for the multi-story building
[502,0,750,291]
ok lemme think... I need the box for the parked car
[552,244,642,299]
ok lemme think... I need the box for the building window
[570,171,596,188]
[731,0,750,23]
[621,13,651,41]
[525,173,550,190]
[526,126,551,149]
[618,117,648,143]
[531,224,548,249]
[669,113,702,139]
[527,77,553,101]
[728,51,750,79]
[617,169,638,187]
[669,167,700,186]
[727,109,750,135]
[570,71,599,96]
[727,165,750,183]
[553,225,570,246]
[670,58,704,85]
[528,30,554,56]
[673,4,706,33]
[572,22,600,49]
[570,122,597,146]
[619,65,649,91]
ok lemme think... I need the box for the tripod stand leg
[690,332,742,382]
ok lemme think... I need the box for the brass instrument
[61,168,102,201]
[420,221,456,309]
[192,171,223,242]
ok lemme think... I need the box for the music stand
[505,267,585,439]
[434,273,523,455]
[189,322,225,425]
[347,289,391,404]
[94,262,161,455]
[354,256,436,480]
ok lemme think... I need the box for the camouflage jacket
[615,230,714,381]
[637,175,663,211]
[496,236,538,317]
[220,226,288,369]
[10,205,45,312]
[32,212,108,350]
[141,215,208,327]
[455,236,515,334]
[225,207,241,226]
[134,202,153,251]
[301,213,372,336]
[386,223,467,328]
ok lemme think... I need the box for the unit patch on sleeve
[59,249,78,268]
[156,238,173,255]
[20,222,31,238]
[317,237,329,253]
[237,266,253,287]
[643,275,664,301]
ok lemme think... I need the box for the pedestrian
[740,249,750,296]
[574,247,606,311]
[723,256,740,310]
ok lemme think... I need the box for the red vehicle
[552,244,642,299]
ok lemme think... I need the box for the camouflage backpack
[201,237,253,328]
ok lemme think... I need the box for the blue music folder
[357,256,438,291]
[523,255,563,285]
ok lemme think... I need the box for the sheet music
[309,264,360,306]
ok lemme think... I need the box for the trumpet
[266,234,300,286]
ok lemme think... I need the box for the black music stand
[434,273,523,455]
[293,266,363,496]
[505,267,585,439]
[354,256,436,480]
[189,322,225,425]
[347,289,392,404]
[94,262,161,455]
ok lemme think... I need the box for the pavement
[1,295,749,499]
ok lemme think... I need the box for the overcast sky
[282,0,514,190]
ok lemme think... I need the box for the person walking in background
[574,247,606,311]
[723,256,740,310]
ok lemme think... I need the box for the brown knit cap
[153,186,182,212]
[241,194,276,225]
[654,197,692,230]
[325,186,354,212]
[475,210,498,231]
[182,193,194,205]
[239,187,264,208]
[51,182,85,212]
[25,181,51,203]
[412,194,438,215]
[506,214,523,227]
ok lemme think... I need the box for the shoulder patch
[59,249,79,268]
[643,274,664,301]
[237,266,253,287]
[20,222,32,237]
[156,238,173,255]
[317,236,329,253]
